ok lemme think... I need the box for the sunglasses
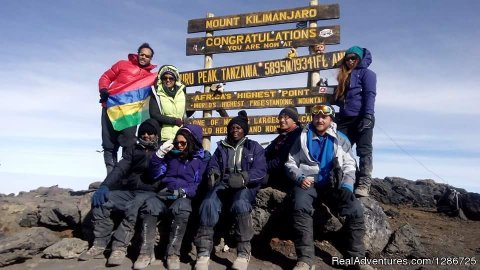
[345,55,359,61]
[173,141,187,147]
[162,76,175,81]
[311,104,335,117]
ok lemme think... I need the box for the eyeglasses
[162,76,175,81]
[173,141,187,147]
[311,104,335,117]
[345,55,358,62]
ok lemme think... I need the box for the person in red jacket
[98,42,157,174]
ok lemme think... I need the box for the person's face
[174,135,188,151]
[161,73,176,88]
[278,114,296,131]
[140,131,157,142]
[345,53,359,70]
[229,124,245,141]
[138,48,153,67]
[312,114,332,135]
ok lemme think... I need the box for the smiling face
[229,124,245,141]
[161,73,176,88]
[138,48,153,67]
[278,114,296,131]
[174,134,188,151]
[312,114,332,136]
[140,131,157,142]
[345,53,360,70]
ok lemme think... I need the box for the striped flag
[106,74,156,131]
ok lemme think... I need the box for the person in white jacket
[285,103,373,270]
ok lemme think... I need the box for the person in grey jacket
[285,104,372,270]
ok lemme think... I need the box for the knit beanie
[345,46,364,60]
[138,119,160,136]
[279,106,299,124]
[227,110,249,135]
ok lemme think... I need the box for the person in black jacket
[265,106,302,192]
[79,119,161,266]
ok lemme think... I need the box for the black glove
[167,188,186,200]
[334,187,355,205]
[228,173,246,189]
[357,114,375,133]
[92,186,109,207]
[207,168,221,189]
[240,171,250,185]
[99,88,109,103]
[174,118,183,127]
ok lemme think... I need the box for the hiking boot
[194,256,210,270]
[293,261,315,270]
[232,255,250,270]
[355,185,370,197]
[78,245,105,261]
[133,253,155,269]
[167,255,181,270]
[107,249,126,266]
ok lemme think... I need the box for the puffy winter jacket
[98,54,157,107]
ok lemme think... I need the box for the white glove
[157,139,174,158]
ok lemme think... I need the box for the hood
[180,124,203,146]
[157,64,183,87]
[128,54,157,71]
[356,48,372,69]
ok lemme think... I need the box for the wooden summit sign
[187,114,313,136]
[180,50,344,86]
[187,4,339,33]
[186,86,334,110]
[186,25,340,55]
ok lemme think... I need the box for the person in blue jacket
[335,46,377,197]
[79,119,160,266]
[193,110,267,270]
[132,124,208,270]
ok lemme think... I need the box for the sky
[0,0,479,195]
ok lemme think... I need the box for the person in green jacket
[149,65,187,142]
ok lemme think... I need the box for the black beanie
[138,119,160,136]
[227,110,249,135]
[279,106,299,124]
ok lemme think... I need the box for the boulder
[359,197,392,254]
[0,227,60,267]
[43,238,88,259]
[384,223,426,258]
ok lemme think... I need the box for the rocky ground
[1,177,479,270]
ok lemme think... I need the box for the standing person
[98,43,157,174]
[131,124,208,270]
[150,65,187,142]
[334,46,376,197]
[285,104,373,270]
[193,111,267,270]
[79,119,161,266]
[265,106,302,192]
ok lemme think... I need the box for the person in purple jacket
[335,46,377,197]
[193,110,267,270]
[132,124,208,270]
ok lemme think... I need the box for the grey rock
[43,238,88,259]
[384,223,426,257]
[0,227,60,267]
[359,197,392,254]
[460,192,480,221]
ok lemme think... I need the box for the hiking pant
[101,107,137,174]
[194,183,257,257]
[140,195,192,256]
[292,186,365,265]
[337,115,373,188]
[91,190,157,251]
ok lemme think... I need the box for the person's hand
[207,169,221,189]
[358,114,375,133]
[99,88,109,103]
[300,176,315,190]
[157,139,174,158]
[92,186,109,207]
[174,118,183,127]
[228,173,246,189]
[335,187,355,204]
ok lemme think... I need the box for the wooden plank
[187,4,339,33]
[186,25,340,55]
[186,86,335,110]
[180,50,345,86]
[186,114,313,136]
